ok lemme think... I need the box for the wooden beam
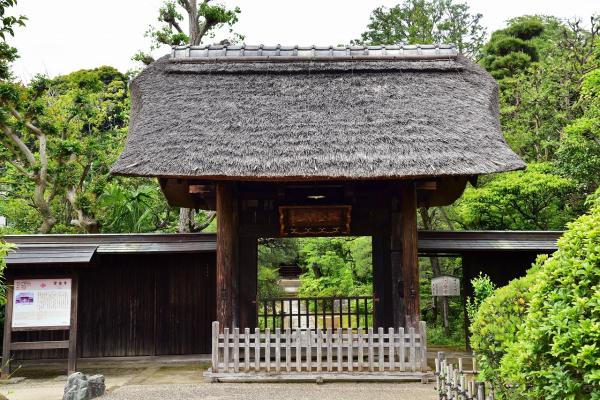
[372,236,393,328]
[399,181,420,329]
[10,340,69,351]
[390,197,404,329]
[216,183,239,331]
[238,236,257,329]
[68,272,79,374]
[1,276,13,379]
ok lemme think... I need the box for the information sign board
[12,279,72,328]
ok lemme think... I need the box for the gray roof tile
[171,43,458,61]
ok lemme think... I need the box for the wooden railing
[256,296,375,330]
[209,321,428,379]
[435,352,495,400]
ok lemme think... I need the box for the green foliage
[0,0,26,81]
[1,66,131,232]
[356,0,486,58]
[257,265,283,300]
[0,238,14,305]
[298,237,372,298]
[556,69,600,200]
[96,181,177,233]
[480,16,557,79]
[466,273,496,324]
[456,163,575,230]
[470,270,539,398]
[556,117,600,195]
[257,238,298,299]
[135,1,242,65]
[498,190,600,399]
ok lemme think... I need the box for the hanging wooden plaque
[279,205,351,236]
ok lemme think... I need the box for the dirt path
[103,382,438,400]
[1,359,443,400]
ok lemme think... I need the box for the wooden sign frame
[279,205,352,236]
[1,271,78,379]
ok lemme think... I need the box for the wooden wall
[9,252,215,360]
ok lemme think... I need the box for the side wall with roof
[6,252,216,360]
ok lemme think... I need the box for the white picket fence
[435,352,495,400]
[207,321,431,382]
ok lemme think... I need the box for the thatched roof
[112,44,525,180]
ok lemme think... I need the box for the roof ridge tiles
[171,43,458,61]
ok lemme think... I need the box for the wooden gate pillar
[216,182,239,331]
[391,181,420,329]
[400,181,420,329]
[238,236,258,329]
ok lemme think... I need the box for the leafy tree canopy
[0,66,129,233]
[455,163,575,230]
[355,0,486,58]
[135,0,242,65]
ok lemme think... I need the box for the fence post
[436,351,445,394]
[275,328,281,373]
[419,321,427,372]
[212,321,219,372]
[285,328,291,372]
[254,327,260,372]
[233,328,240,372]
[476,382,486,400]
[223,328,230,372]
[244,328,250,372]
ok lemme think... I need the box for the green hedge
[499,193,600,399]
[470,190,600,399]
[470,268,540,399]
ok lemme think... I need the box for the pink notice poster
[12,279,71,328]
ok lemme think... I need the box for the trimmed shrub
[466,273,496,324]
[470,268,540,399]
[500,192,600,399]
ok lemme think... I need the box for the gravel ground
[103,382,438,400]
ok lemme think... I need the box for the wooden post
[390,195,405,329]
[216,182,239,331]
[1,275,13,379]
[239,236,257,329]
[68,272,79,375]
[399,181,420,329]
[372,235,393,328]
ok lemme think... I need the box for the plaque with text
[279,205,352,236]
[12,279,72,328]
[431,275,460,297]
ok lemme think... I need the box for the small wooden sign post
[431,275,460,336]
[1,272,78,379]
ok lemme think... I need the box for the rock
[87,375,106,398]
[63,372,105,400]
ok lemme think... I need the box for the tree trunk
[66,184,98,233]
[187,2,200,45]
[178,208,194,233]
[178,208,216,233]
[33,133,56,233]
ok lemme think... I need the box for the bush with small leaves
[499,190,600,399]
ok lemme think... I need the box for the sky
[8,0,599,81]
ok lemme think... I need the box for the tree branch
[10,107,45,137]
[1,124,36,165]
[6,159,35,179]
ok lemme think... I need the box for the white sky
[8,0,599,81]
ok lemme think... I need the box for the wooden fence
[435,352,495,400]
[206,321,431,382]
[256,296,374,330]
